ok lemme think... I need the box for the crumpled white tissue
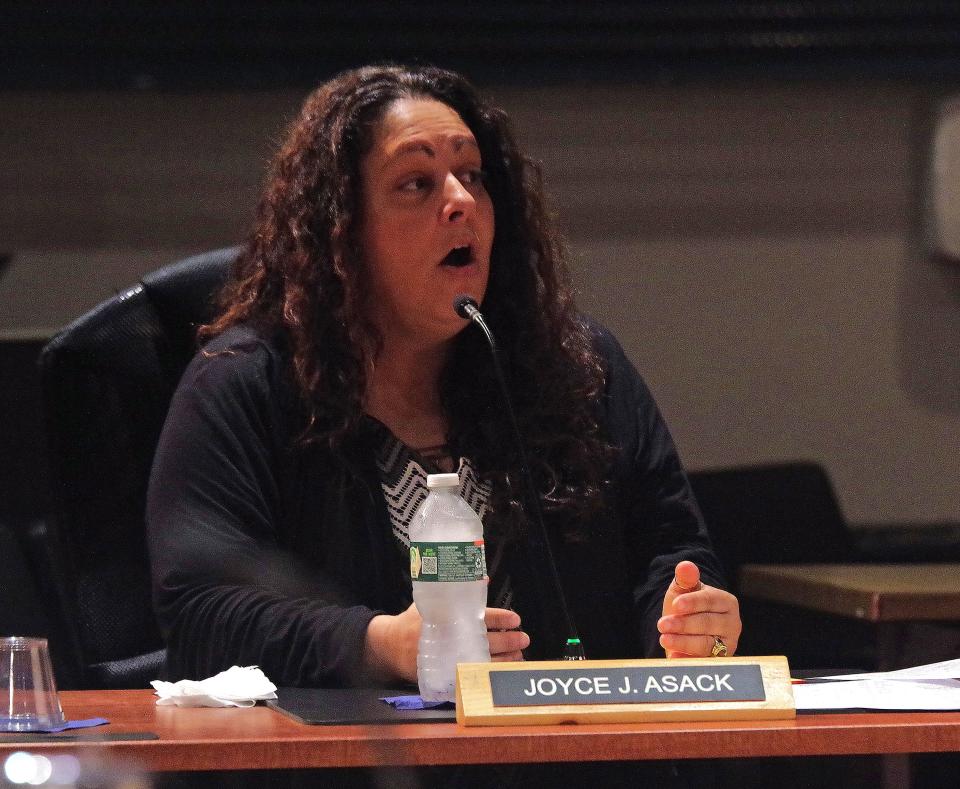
[151,665,278,708]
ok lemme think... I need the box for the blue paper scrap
[36,717,110,734]
[380,695,454,710]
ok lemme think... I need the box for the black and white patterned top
[373,424,513,610]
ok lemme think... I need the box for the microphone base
[562,639,586,661]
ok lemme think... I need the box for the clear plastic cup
[0,636,65,732]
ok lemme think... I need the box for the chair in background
[687,461,853,595]
[687,461,872,668]
[0,519,83,688]
[0,521,48,637]
[38,246,238,689]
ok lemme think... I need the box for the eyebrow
[390,135,480,160]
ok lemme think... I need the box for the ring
[710,636,728,658]
[674,578,703,593]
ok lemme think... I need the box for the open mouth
[440,245,473,268]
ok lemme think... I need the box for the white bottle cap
[426,473,460,489]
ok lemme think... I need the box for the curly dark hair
[202,64,613,540]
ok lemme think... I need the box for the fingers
[484,607,521,631]
[485,607,528,661]
[488,628,530,662]
[658,583,743,658]
[661,560,703,619]
[670,585,735,616]
[659,634,720,659]
[658,611,730,638]
[673,560,702,595]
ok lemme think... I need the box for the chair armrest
[19,519,85,689]
[0,519,48,633]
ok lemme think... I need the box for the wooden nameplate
[455,656,794,726]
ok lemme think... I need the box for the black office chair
[0,519,84,689]
[688,461,875,668]
[687,461,853,596]
[0,521,49,637]
[38,246,238,689]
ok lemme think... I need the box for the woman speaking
[147,64,741,701]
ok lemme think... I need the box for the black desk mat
[0,732,158,743]
[266,673,948,724]
[267,687,456,725]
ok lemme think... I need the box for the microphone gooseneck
[452,295,584,660]
[453,294,497,353]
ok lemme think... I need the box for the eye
[460,168,485,185]
[399,175,432,193]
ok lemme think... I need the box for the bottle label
[410,540,487,582]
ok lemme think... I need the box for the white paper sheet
[794,677,960,711]
[810,657,960,683]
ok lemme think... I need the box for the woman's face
[359,97,494,348]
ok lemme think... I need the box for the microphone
[453,294,496,352]
[453,294,585,660]
[452,294,480,321]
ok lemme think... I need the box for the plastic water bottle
[409,472,490,702]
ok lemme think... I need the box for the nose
[440,172,475,224]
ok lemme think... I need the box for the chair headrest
[140,246,240,354]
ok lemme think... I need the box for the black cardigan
[147,323,724,685]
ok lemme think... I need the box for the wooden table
[3,690,960,773]
[739,563,960,670]
[739,563,960,623]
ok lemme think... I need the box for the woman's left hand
[657,560,742,658]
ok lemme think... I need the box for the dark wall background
[3,1,960,532]
[6,1,960,90]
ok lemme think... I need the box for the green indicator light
[562,637,586,660]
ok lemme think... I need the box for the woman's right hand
[363,603,529,683]
[485,607,529,662]
[364,603,423,683]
